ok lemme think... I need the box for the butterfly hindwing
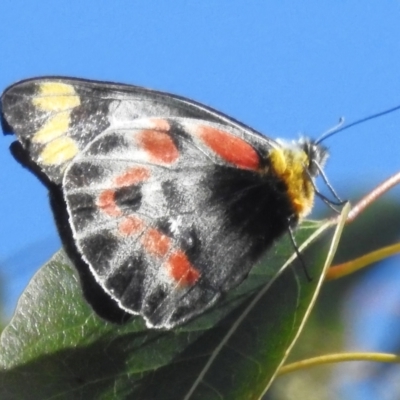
[63,117,288,327]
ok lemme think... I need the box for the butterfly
[1,77,329,329]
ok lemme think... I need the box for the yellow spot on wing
[32,82,80,111]
[40,137,78,165]
[32,111,70,143]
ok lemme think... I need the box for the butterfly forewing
[1,77,273,185]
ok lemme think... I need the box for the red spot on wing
[141,228,171,257]
[119,216,145,236]
[197,125,260,170]
[97,189,121,217]
[114,166,150,187]
[165,251,200,286]
[136,129,179,164]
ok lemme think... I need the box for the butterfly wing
[1,77,294,329]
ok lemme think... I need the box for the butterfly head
[297,137,329,178]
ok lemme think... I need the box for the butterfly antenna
[316,104,400,144]
[315,117,345,144]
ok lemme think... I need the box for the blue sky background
[0,2,399,397]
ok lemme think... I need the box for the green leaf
[0,205,348,400]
